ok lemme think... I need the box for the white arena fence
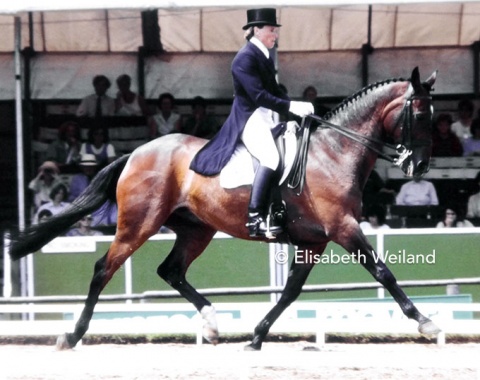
[2,229,480,345]
[1,277,480,346]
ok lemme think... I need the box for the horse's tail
[8,154,130,261]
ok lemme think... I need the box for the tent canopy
[0,2,479,53]
[0,1,478,99]
[1,0,479,13]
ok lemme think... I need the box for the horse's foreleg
[245,247,320,351]
[157,222,218,343]
[348,232,441,336]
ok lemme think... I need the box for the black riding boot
[246,166,283,238]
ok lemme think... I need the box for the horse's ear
[424,70,438,90]
[411,67,421,93]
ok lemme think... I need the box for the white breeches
[241,107,280,170]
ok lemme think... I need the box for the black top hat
[242,8,281,30]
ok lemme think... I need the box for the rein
[287,94,432,194]
[307,114,399,163]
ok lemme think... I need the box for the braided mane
[324,77,409,121]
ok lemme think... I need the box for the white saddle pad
[219,121,299,189]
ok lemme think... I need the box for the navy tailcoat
[189,41,290,176]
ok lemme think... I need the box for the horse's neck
[312,87,398,188]
[321,112,380,162]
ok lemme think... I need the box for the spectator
[66,214,104,237]
[302,85,329,117]
[451,99,475,143]
[466,171,480,218]
[360,204,391,231]
[80,126,116,169]
[45,120,82,171]
[92,201,118,227]
[76,75,115,118]
[395,176,439,206]
[68,153,118,226]
[302,85,318,115]
[148,92,182,139]
[115,74,148,116]
[431,113,463,157]
[302,85,317,103]
[36,209,53,224]
[32,183,71,224]
[180,96,220,139]
[67,154,100,202]
[436,206,473,228]
[28,161,65,209]
[462,118,480,157]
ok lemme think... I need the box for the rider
[190,8,314,237]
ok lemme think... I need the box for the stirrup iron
[246,212,282,239]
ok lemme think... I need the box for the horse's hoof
[200,305,219,345]
[56,333,74,351]
[203,327,219,345]
[244,343,261,351]
[419,320,441,336]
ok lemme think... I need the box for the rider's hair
[244,27,254,40]
[244,25,268,41]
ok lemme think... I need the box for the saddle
[220,119,313,238]
[219,120,301,189]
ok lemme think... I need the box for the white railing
[0,302,479,346]
[1,277,480,304]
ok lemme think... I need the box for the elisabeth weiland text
[294,249,437,265]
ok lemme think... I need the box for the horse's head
[387,67,437,177]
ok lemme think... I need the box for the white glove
[289,101,314,117]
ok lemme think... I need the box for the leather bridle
[287,93,433,194]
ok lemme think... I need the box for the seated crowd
[360,163,480,230]
[359,98,480,230]
[361,166,480,230]
[30,73,228,235]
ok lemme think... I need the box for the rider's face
[255,25,279,50]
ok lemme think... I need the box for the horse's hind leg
[56,237,152,350]
[157,215,218,343]
[56,253,109,349]
[245,246,321,351]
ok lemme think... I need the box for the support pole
[14,17,25,232]
[472,41,480,98]
[3,232,12,298]
[361,5,374,87]
[14,17,33,302]
[137,47,146,98]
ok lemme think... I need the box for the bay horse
[9,67,440,351]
